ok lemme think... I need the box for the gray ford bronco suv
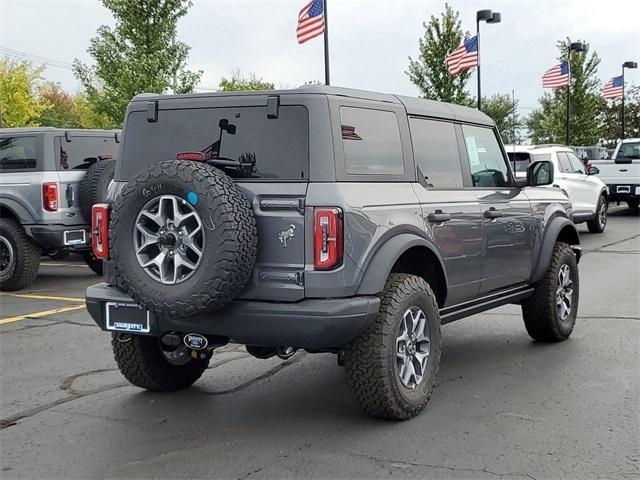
[86,86,581,420]
[0,128,119,290]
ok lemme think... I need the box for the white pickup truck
[591,138,640,209]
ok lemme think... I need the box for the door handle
[427,212,451,223]
[484,209,503,219]
[66,184,74,207]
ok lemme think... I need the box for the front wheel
[521,242,579,342]
[627,198,640,210]
[587,195,607,233]
[344,274,441,420]
[112,333,209,392]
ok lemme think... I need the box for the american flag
[602,75,624,100]
[297,0,325,44]
[341,125,362,140]
[542,61,569,88]
[446,36,478,77]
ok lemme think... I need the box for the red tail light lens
[92,203,110,259]
[42,182,59,211]
[177,151,205,161]
[314,208,343,271]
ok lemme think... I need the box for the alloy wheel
[556,264,574,321]
[0,235,14,276]
[396,306,431,389]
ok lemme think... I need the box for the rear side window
[409,118,463,188]
[55,136,118,170]
[340,107,404,176]
[566,152,585,174]
[461,125,510,188]
[121,106,309,181]
[0,136,37,170]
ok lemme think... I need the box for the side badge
[278,224,296,248]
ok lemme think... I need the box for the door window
[409,118,463,188]
[556,152,573,173]
[566,152,585,174]
[340,107,404,175]
[461,125,510,188]
[0,136,37,170]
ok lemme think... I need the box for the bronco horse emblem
[278,224,296,247]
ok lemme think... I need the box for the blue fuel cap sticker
[186,191,198,206]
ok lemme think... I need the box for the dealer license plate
[105,302,150,333]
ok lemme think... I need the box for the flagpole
[323,0,330,85]
[621,65,626,140]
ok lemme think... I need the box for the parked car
[506,144,609,233]
[590,138,640,209]
[86,87,581,420]
[0,128,119,290]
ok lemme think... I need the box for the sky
[1,0,639,118]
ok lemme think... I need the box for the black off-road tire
[111,160,257,318]
[82,252,104,276]
[344,274,441,420]
[627,198,640,210]
[79,159,116,220]
[586,195,607,233]
[0,218,40,291]
[521,242,579,342]
[112,334,209,392]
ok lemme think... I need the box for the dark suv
[86,87,581,420]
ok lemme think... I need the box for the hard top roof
[132,85,494,126]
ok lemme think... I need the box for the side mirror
[527,160,554,186]
[588,166,599,175]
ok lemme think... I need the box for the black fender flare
[356,233,448,297]
[530,216,580,284]
[0,199,35,224]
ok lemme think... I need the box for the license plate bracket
[64,229,86,246]
[105,302,150,333]
[616,185,631,194]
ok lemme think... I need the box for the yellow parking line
[0,293,85,303]
[0,304,86,325]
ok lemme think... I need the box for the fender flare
[356,233,448,297]
[530,216,580,284]
[0,199,35,224]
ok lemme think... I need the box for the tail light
[42,182,59,211]
[177,151,205,161]
[314,208,343,271]
[92,203,110,259]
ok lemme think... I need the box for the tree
[406,3,472,104]
[0,59,49,128]
[38,83,82,128]
[74,0,202,126]
[598,85,640,146]
[482,93,523,144]
[526,39,602,145]
[218,70,274,92]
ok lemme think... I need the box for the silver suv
[0,128,119,289]
[85,87,581,420]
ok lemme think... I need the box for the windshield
[616,142,640,159]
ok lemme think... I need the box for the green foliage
[407,3,472,104]
[526,39,602,145]
[481,93,523,144]
[37,83,116,129]
[219,71,275,92]
[598,85,640,146]
[74,0,202,126]
[0,59,49,127]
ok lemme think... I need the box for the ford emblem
[183,333,208,350]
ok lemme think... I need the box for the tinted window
[55,136,118,170]
[507,152,531,173]
[566,152,585,174]
[556,152,573,173]
[461,125,509,187]
[409,118,462,188]
[121,106,309,181]
[340,107,404,175]
[0,136,37,170]
[616,142,640,159]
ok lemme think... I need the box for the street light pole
[621,61,638,139]
[566,41,587,145]
[475,9,501,111]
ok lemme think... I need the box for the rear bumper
[24,224,91,250]
[85,283,380,350]
[606,184,640,201]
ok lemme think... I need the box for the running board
[439,287,535,324]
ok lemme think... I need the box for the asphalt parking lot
[1,205,638,479]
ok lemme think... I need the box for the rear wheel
[82,252,104,275]
[0,218,40,291]
[344,274,441,420]
[587,195,607,233]
[79,159,116,220]
[112,333,209,392]
[521,242,579,342]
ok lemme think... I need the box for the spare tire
[79,159,116,220]
[110,160,258,318]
